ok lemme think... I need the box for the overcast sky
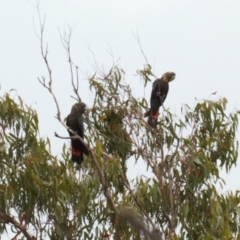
[1,0,240,201]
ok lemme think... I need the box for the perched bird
[144,71,176,128]
[66,102,89,164]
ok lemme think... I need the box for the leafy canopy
[0,65,240,240]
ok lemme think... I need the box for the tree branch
[59,27,82,102]
[0,212,32,240]
[132,28,149,65]
[119,207,162,240]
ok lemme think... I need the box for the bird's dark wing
[150,79,160,102]
[77,116,84,138]
[150,79,163,115]
[77,115,89,157]
[66,113,89,164]
[144,79,160,117]
[157,79,169,104]
[145,78,169,128]
[151,79,169,105]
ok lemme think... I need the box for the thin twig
[36,4,61,120]
[59,28,81,102]
[132,28,149,64]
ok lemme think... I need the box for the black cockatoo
[144,71,176,128]
[66,102,89,164]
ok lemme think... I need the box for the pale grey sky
[1,0,240,199]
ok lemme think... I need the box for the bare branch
[132,28,149,65]
[37,76,61,119]
[36,5,61,120]
[0,212,32,240]
[59,28,82,102]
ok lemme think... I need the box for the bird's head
[71,102,86,114]
[162,71,176,83]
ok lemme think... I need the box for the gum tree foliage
[1,61,240,239]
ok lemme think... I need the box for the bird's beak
[170,75,176,81]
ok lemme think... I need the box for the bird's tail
[72,148,84,164]
[147,110,159,128]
